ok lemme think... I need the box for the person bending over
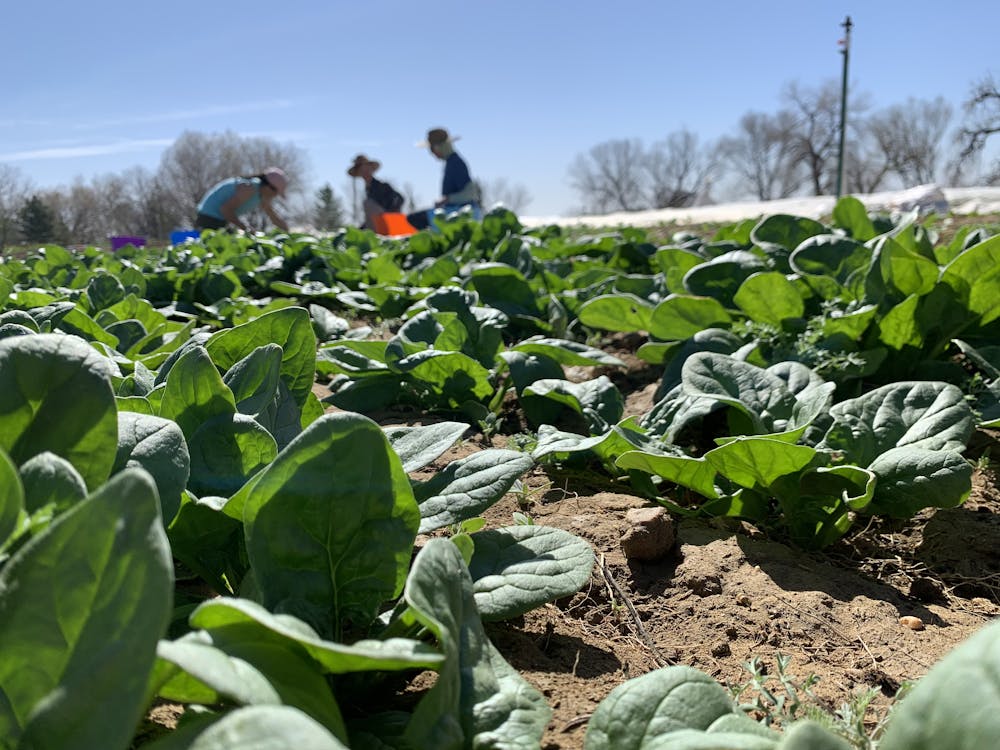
[195,167,289,232]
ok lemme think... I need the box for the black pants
[406,209,430,230]
[195,213,227,230]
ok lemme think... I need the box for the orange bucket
[373,213,417,236]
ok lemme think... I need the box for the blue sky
[3,1,998,215]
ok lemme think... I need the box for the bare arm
[219,184,256,231]
[262,198,289,232]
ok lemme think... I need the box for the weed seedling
[729,653,912,749]
[730,652,819,728]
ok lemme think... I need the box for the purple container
[110,235,146,251]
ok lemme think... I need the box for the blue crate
[170,229,201,245]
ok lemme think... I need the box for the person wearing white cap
[407,127,480,230]
[195,167,290,232]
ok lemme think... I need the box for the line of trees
[567,76,1000,214]
[2,74,998,246]
[0,131,311,248]
[0,130,537,248]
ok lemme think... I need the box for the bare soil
[344,332,1000,749]
[406,437,1000,749]
[485,488,1000,749]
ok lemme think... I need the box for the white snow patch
[520,186,1000,229]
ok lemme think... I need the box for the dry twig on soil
[597,555,675,668]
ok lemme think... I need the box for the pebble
[711,641,732,657]
[680,574,722,597]
[620,507,676,561]
[899,615,925,631]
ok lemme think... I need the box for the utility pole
[835,15,853,198]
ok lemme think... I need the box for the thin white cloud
[0,118,53,128]
[77,100,295,129]
[0,100,294,132]
[241,130,318,142]
[337,138,384,148]
[0,138,174,161]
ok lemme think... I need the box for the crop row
[1,203,998,747]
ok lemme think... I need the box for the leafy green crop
[240,412,420,638]
[526,351,974,548]
[0,204,996,745]
[0,333,118,490]
[0,470,173,748]
[0,304,591,749]
[571,199,1000,392]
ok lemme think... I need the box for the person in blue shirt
[406,128,480,230]
[195,167,290,232]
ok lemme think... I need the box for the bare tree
[122,167,179,239]
[568,138,646,213]
[93,172,143,237]
[40,174,140,244]
[0,164,31,249]
[44,168,179,244]
[867,96,953,186]
[958,75,1000,184]
[645,129,716,208]
[479,177,533,213]
[2,132,307,245]
[156,130,307,226]
[783,81,839,195]
[841,127,892,194]
[782,80,872,196]
[720,111,804,200]
[50,179,103,244]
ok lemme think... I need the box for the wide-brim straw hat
[416,127,461,148]
[347,154,381,177]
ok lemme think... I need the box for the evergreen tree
[313,183,345,231]
[17,195,56,243]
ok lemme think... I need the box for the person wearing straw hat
[195,167,290,232]
[406,127,481,230]
[347,154,405,230]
